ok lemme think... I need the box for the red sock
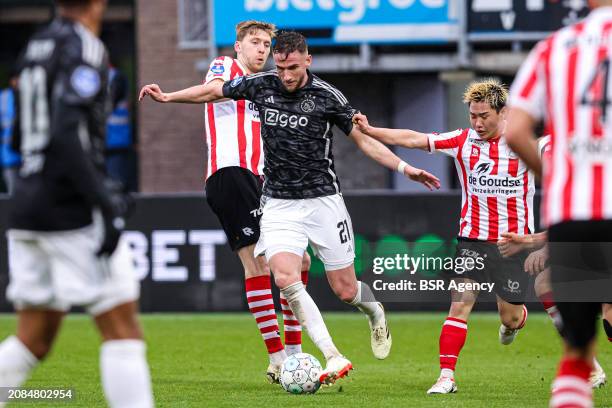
[517,305,528,329]
[603,318,612,342]
[550,358,593,408]
[281,270,309,348]
[439,317,468,371]
[245,276,283,354]
[539,291,556,311]
[539,291,563,333]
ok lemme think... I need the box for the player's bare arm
[505,107,542,178]
[498,231,548,257]
[348,127,441,191]
[138,79,225,104]
[352,113,429,150]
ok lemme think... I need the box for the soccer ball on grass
[279,353,322,394]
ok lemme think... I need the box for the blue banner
[213,0,459,46]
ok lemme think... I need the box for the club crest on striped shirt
[211,64,224,75]
[474,162,492,175]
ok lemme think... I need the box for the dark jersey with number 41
[10,18,113,231]
[222,70,356,200]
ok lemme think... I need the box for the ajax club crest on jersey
[300,95,316,113]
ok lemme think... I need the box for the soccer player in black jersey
[138,21,315,384]
[143,31,440,385]
[0,1,153,407]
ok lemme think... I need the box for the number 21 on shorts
[337,219,351,244]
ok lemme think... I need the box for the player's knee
[273,271,298,290]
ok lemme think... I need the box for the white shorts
[255,193,355,271]
[6,219,139,316]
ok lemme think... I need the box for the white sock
[100,340,154,408]
[280,282,340,361]
[285,344,302,356]
[545,305,563,333]
[441,368,454,379]
[0,336,38,388]
[269,349,287,366]
[349,282,383,321]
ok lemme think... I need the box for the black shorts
[548,220,612,304]
[548,220,612,347]
[205,167,263,251]
[446,238,529,304]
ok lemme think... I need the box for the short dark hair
[273,31,308,59]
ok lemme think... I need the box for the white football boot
[266,363,281,384]
[368,303,392,359]
[590,359,607,389]
[498,324,521,345]
[318,355,353,385]
[427,375,458,394]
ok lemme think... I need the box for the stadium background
[0,0,589,312]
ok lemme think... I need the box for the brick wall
[136,0,208,192]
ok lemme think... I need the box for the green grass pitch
[0,312,610,407]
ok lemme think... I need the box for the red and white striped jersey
[203,56,263,179]
[428,129,535,242]
[510,6,612,227]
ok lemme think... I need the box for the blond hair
[463,78,508,112]
[236,20,277,42]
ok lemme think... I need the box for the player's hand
[403,165,441,191]
[139,84,169,103]
[352,113,371,134]
[498,232,531,257]
[524,246,548,276]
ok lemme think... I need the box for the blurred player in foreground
[354,79,535,395]
[139,20,312,383]
[0,1,154,407]
[498,136,608,390]
[142,30,441,385]
[507,1,612,406]
[499,231,609,389]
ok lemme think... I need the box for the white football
[279,353,322,394]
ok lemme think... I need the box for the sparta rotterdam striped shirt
[510,6,612,226]
[204,56,263,179]
[428,129,535,242]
